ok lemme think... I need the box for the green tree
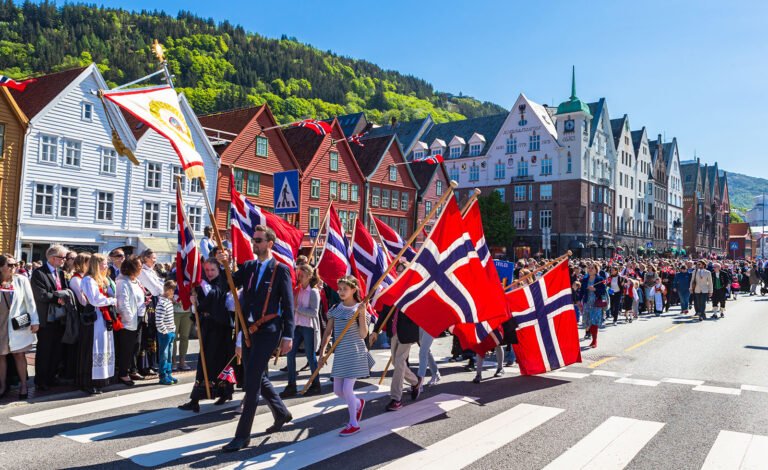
[478,191,514,248]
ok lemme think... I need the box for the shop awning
[138,237,176,255]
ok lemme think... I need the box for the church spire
[556,66,591,116]
[570,65,577,100]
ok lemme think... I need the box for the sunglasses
[5,263,17,268]
[111,254,125,258]
[252,238,265,243]
[53,255,66,259]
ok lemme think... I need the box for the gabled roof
[351,135,395,177]
[199,106,261,136]
[729,222,750,238]
[680,161,700,195]
[523,94,558,140]
[366,116,433,156]
[648,139,659,164]
[326,112,369,138]
[610,116,627,150]
[121,109,150,140]
[662,139,677,167]
[587,99,607,147]
[631,128,646,155]
[707,163,719,198]
[409,161,447,197]
[281,125,324,170]
[718,170,728,195]
[419,113,507,160]
[9,66,87,120]
[0,87,28,127]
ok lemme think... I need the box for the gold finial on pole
[152,39,166,63]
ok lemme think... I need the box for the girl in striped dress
[318,276,371,437]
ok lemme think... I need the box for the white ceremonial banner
[102,85,205,179]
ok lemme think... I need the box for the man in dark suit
[30,244,70,391]
[217,225,294,452]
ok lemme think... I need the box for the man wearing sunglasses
[108,249,125,281]
[216,225,295,452]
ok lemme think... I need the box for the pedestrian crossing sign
[273,170,300,214]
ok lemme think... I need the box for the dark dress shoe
[19,391,28,400]
[279,384,297,399]
[266,412,293,434]
[222,437,250,452]
[129,373,145,381]
[214,394,232,406]
[178,400,200,413]
[306,381,322,396]
[119,378,135,387]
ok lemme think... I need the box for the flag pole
[308,197,335,265]
[302,180,459,394]
[176,178,212,400]
[506,250,573,291]
[198,177,251,348]
[378,355,393,385]
[460,188,482,217]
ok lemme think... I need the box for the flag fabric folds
[175,190,202,310]
[351,217,394,307]
[0,75,37,92]
[102,85,205,179]
[290,119,333,136]
[316,204,353,291]
[375,198,509,337]
[507,260,581,375]
[414,154,444,165]
[346,132,368,146]
[372,215,417,263]
[217,365,236,384]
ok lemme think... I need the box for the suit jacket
[31,265,67,328]
[234,257,294,340]
[712,270,731,290]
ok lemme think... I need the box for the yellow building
[0,87,28,253]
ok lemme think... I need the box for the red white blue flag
[507,260,581,375]
[351,217,394,308]
[0,75,37,92]
[372,215,416,263]
[316,204,353,291]
[376,198,509,337]
[346,132,368,147]
[175,188,202,310]
[217,365,237,384]
[290,119,333,136]
[414,153,444,165]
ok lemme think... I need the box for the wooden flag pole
[460,188,482,217]
[301,180,459,395]
[307,197,335,265]
[198,177,251,348]
[378,355,393,385]
[506,250,573,291]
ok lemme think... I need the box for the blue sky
[93,0,766,178]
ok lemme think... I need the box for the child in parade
[155,280,178,385]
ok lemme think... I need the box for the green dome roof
[556,66,592,117]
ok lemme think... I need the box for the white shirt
[138,264,164,297]
[116,275,146,330]
[82,276,117,308]
[69,275,87,307]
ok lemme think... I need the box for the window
[425,200,433,215]
[493,162,505,180]
[309,207,320,230]
[329,181,338,199]
[97,191,114,221]
[246,172,260,196]
[256,136,268,157]
[413,150,424,160]
[450,146,461,159]
[81,102,93,121]
[567,155,572,173]
[40,135,57,163]
[540,210,552,229]
[506,137,517,154]
[401,192,408,211]
[381,189,390,209]
[351,184,359,202]
[529,134,540,151]
[541,157,552,175]
[59,187,78,217]
[372,187,380,207]
[172,166,185,191]
[514,211,526,230]
[188,206,202,232]
[190,177,202,193]
[63,139,81,167]
[495,187,505,201]
[514,185,526,201]
[436,180,443,196]
[146,162,162,189]
[399,218,408,238]
[329,151,339,172]
[469,143,482,156]
[101,148,117,174]
[348,211,358,231]
[310,179,321,199]
[431,147,442,156]
[0,124,4,158]
[338,210,348,233]
[391,190,399,209]
[389,165,397,182]
[540,184,552,200]
[449,167,459,183]
[168,204,177,231]
[340,182,349,201]
[469,165,480,182]
[34,184,54,215]
[143,202,160,229]
[517,160,528,177]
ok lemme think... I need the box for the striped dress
[329,303,373,379]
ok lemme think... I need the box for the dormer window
[413,150,424,160]
[469,143,482,156]
[449,146,461,159]
[431,147,442,157]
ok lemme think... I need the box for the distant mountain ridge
[726,172,768,212]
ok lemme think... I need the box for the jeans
[287,326,317,386]
[505,345,516,364]
[157,332,176,381]
[693,293,709,317]
[678,290,691,311]
[417,328,438,378]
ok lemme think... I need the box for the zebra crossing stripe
[542,416,664,470]
[118,384,389,467]
[614,377,660,387]
[11,383,194,426]
[217,393,475,470]
[693,385,741,396]
[701,430,768,469]
[377,403,563,469]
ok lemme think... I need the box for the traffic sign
[494,260,515,287]
[273,170,300,214]
[646,242,654,249]
[730,241,739,251]
[309,228,319,239]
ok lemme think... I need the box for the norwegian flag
[376,198,509,337]
[451,317,505,355]
[175,189,202,310]
[0,75,37,92]
[351,217,394,308]
[217,365,237,384]
[229,175,304,282]
[414,154,444,165]
[463,199,502,286]
[346,132,368,147]
[290,119,333,136]
[316,204,354,290]
[507,260,581,375]
[372,215,417,263]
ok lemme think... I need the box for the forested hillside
[727,172,768,214]
[0,0,505,123]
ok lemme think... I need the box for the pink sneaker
[356,399,365,423]
[339,424,360,436]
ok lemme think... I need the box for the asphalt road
[1,294,767,469]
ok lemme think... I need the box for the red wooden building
[410,160,450,244]
[198,105,302,232]
[351,135,418,239]
[282,119,366,245]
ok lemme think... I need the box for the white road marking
[543,416,664,470]
[545,370,590,379]
[118,385,389,467]
[702,430,768,469]
[378,403,563,469]
[615,377,661,387]
[693,385,742,396]
[591,370,629,378]
[741,384,768,394]
[218,393,475,470]
[661,378,705,386]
